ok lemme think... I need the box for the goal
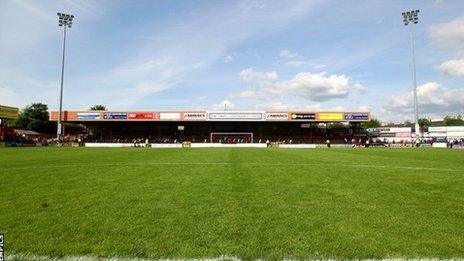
[210,132,253,144]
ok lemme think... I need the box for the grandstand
[49,110,371,145]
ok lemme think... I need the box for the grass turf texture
[0,147,463,260]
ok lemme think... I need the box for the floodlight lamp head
[57,12,75,27]
[402,9,419,26]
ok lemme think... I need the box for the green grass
[1,147,463,260]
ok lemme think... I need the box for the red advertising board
[128,112,155,120]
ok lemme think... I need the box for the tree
[361,118,381,129]
[90,105,106,111]
[13,103,54,133]
[418,118,433,131]
[443,116,464,126]
[400,120,413,127]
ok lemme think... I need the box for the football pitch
[1,147,463,260]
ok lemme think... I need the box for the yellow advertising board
[318,112,343,120]
[0,105,19,119]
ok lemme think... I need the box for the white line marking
[5,253,241,261]
[5,253,464,261]
[2,162,464,172]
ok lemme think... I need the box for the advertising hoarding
[344,113,369,121]
[265,112,289,120]
[103,112,127,119]
[207,111,265,121]
[159,112,181,120]
[318,112,343,120]
[0,105,19,119]
[77,112,101,120]
[128,112,154,120]
[290,113,316,120]
[183,112,206,120]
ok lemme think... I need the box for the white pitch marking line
[5,254,464,261]
[2,162,464,172]
[5,253,241,261]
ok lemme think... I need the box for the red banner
[128,112,154,120]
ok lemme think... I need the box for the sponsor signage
[183,112,206,120]
[77,112,101,120]
[265,112,289,120]
[344,113,369,121]
[396,132,412,138]
[279,144,316,148]
[103,112,127,119]
[207,111,265,121]
[290,113,316,120]
[318,112,343,120]
[159,112,181,120]
[128,112,154,120]
[0,105,19,119]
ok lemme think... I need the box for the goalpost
[210,132,254,144]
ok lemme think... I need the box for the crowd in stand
[2,129,464,148]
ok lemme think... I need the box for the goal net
[210,132,253,144]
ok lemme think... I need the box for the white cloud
[279,50,299,59]
[429,16,464,54]
[278,49,308,66]
[236,68,350,102]
[384,82,464,116]
[354,83,367,94]
[223,54,235,63]
[437,59,464,77]
[135,83,171,95]
[212,100,236,110]
[254,101,322,111]
[239,68,279,83]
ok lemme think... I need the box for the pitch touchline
[4,253,462,261]
[3,162,464,172]
[5,253,241,261]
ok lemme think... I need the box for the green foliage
[90,105,106,111]
[418,118,433,127]
[361,118,381,129]
[11,103,54,133]
[418,118,433,131]
[399,120,413,127]
[63,123,85,134]
[443,116,464,126]
[1,148,463,259]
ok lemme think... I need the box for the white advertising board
[77,112,101,120]
[151,143,182,148]
[279,144,316,148]
[159,112,181,120]
[265,112,289,121]
[207,111,265,121]
[191,143,267,148]
[183,112,206,120]
[85,143,133,148]
[432,143,447,148]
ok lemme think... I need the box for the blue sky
[0,0,463,122]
